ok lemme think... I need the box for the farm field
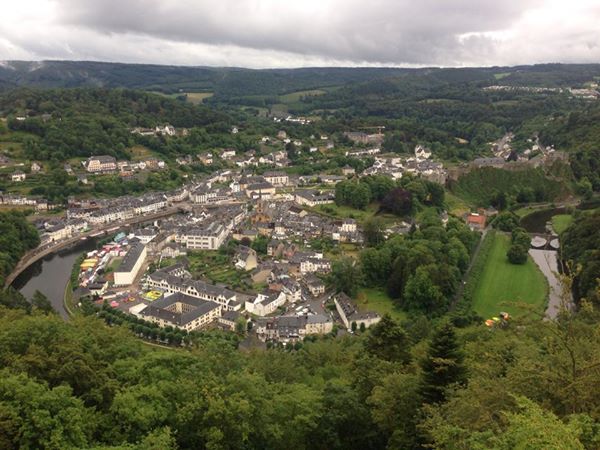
[471,233,547,319]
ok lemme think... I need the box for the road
[6,206,183,286]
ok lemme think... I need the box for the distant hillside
[1,61,599,99]
[0,61,412,96]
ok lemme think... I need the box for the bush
[507,244,528,264]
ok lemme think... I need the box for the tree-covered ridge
[562,210,600,305]
[450,167,568,206]
[1,88,231,161]
[0,211,39,286]
[0,289,600,449]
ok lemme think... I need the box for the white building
[114,242,147,286]
[245,291,287,316]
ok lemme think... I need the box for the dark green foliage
[380,187,413,216]
[31,290,54,314]
[507,228,531,265]
[329,257,364,297]
[507,244,528,264]
[0,211,40,286]
[362,216,386,247]
[562,210,600,305]
[452,167,567,207]
[492,211,520,231]
[359,217,477,316]
[365,315,411,364]
[570,148,600,191]
[419,322,466,405]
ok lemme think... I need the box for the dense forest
[562,210,600,305]
[0,282,599,449]
[0,211,40,285]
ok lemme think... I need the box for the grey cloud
[54,0,540,65]
[1,0,600,68]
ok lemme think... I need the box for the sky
[1,0,600,68]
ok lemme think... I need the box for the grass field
[551,214,573,234]
[445,192,472,217]
[279,89,326,103]
[356,288,406,322]
[150,91,213,104]
[185,92,214,104]
[471,233,547,318]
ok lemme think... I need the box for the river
[11,238,98,319]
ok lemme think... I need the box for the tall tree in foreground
[365,314,411,364]
[419,321,467,405]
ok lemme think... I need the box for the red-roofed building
[466,213,486,231]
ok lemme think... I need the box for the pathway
[528,249,572,319]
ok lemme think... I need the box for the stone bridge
[6,207,183,287]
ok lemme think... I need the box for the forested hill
[1,61,600,97]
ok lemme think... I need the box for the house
[294,190,334,207]
[305,314,334,335]
[277,130,287,139]
[466,213,486,231]
[77,174,88,185]
[263,171,289,187]
[178,222,228,250]
[11,171,26,182]
[198,153,214,165]
[245,290,287,316]
[85,155,117,173]
[113,242,147,286]
[341,218,357,233]
[334,293,381,330]
[221,149,236,159]
[218,310,242,331]
[255,314,333,343]
[235,245,258,271]
[155,125,176,136]
[304,273,326,297]
[30,162,42,173]
[161,242,187,259]
[342,165,355,176]
[245,182,276,200]
[139,292,221,332]
[414,145,432,160]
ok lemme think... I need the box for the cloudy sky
[1,0,600,68]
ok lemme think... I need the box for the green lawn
[551,214,573,234]
[356,288,406,322]
[444,192,471,217]
[313,202,399,225]
[471,233,547,318]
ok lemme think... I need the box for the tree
[507,244,528,264]
[419,321,467,405]
[329,257,364,297]
[362,216,386,247]
[351,321,358,332]
[403,266,446,315]
[365,314,411,364]
[381,187,413,216]
[31,290,54,314]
